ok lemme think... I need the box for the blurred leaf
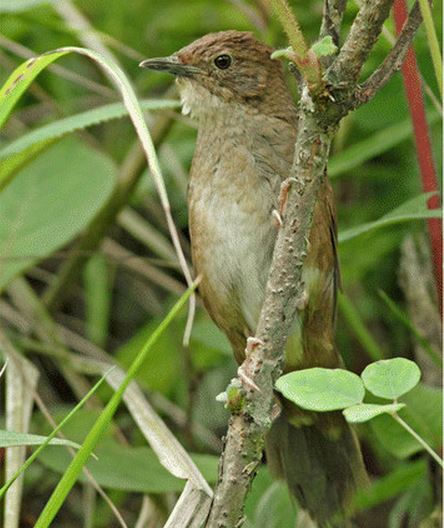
[0,0,58,12]
[339,193,442,243]
[0,99,179,191]
[371,384,442,458]
[329,112,441,178]
[39,442,218,494]
[0,50,68,131]
[362,358,421,399]
[0,430,80,450]
[344,403,406,423]
[353,459,427,512]
[275,368,365,411]
[0,138,116,291]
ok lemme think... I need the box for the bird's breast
[188,136,278,334]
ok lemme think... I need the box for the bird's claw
[274,177,298,227]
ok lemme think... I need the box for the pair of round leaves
[275,358,421,422]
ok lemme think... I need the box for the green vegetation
[0,1,441,527]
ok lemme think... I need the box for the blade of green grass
[34,283,198,528]
[339,193,442,243]
[0,50,68,129]
[0,367,113,499]
[418,0,443,97]
[329,112,440,179]
[0,431,80,450]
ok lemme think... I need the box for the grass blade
[0,367,113,498]
[34,283,198,528]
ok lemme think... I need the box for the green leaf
[0,99,179,191]
[39,442,218,494]
[361,358,421,399]
[275,368,365,411]
[311,36,338,57]
[329,112,441,178]
[370,383,442,458]
[343,403,405,423]
[339,193,442,243]
[0,50,68,130]
[0,430,80,450]
[270,47,294,60]
[0,138,116,292]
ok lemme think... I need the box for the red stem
[394,0,442,309]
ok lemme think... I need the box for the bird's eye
[214,54,232,70]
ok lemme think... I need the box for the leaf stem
[392,412,443,468]
[269,0,322,92]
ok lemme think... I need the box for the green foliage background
[0,1,442,527]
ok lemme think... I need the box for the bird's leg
[272,177,298,228]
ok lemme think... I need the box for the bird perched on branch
[141,30,367,527]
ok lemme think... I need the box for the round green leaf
[275,368,365,412]
[361,358,421,400]
[343,403,405,423]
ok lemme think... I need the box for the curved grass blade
[0,99,179,191]
[339,192,442,243]
[0,51,68,130]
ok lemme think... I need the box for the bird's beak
[139,55,201,77]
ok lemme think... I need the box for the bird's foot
[274,177,298,228]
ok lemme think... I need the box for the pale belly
[189,184,276,334]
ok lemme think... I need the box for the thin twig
[352,1,423,108]
[328,0,395,87]
[320,0,347,46]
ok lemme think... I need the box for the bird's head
[140,30,294,120]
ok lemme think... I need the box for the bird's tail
[265,410,368,527]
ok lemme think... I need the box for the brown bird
[141,30,367,527]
